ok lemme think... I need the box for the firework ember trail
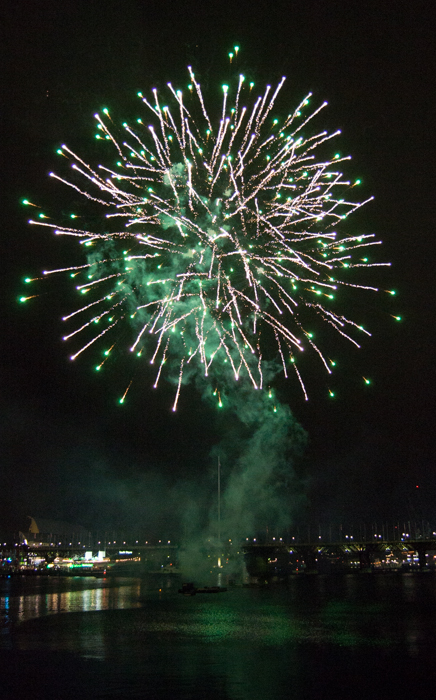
[22,49,395,409]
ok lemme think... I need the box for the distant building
[20,516,91,545]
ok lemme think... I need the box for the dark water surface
[2,573,436,699]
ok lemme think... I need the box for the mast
[218,456,221,542]
[217,456,222,568]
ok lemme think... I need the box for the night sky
[1,0,435,537]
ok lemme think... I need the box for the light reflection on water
[1,572,435,651]
[2,573,436,699]
[1,576,142,624]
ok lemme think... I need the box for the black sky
[1,0,435,534]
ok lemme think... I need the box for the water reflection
[1,577,142,625]
[2,574,436,699]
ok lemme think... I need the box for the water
[2,573,436,699]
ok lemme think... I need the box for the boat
[178,582,227,595]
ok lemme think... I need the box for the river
[1,572,436,699]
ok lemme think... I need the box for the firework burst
[22,52,394,409]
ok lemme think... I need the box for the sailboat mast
[217,456,222,569]
[218,456,221,543]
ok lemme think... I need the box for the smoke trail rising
[178,381,307,579]
[215,387,307,540]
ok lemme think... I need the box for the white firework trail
[23,54,395,408]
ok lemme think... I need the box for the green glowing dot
[355,179,361,185]
[24,278,31,283]
[95,366,101,371]
[334,153,340,159]
[19,297,27,303]
[390,290,396,295]
[330,361,336,367]
[329,391,335,398]
[364,378,371,385]
[118,398,124,404]
[394,316,402,321]
[22,199,30,205]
